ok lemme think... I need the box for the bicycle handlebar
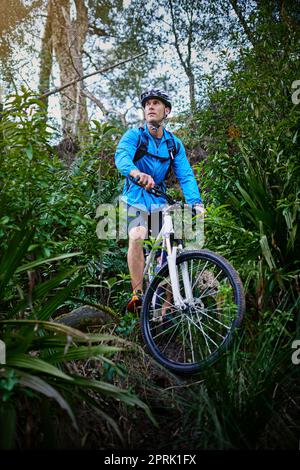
[129,175,177,205]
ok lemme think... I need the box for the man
[115,88,204,312]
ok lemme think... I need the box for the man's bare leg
[162,289,172,317]
[127,226,147,292]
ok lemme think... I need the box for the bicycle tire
[141,249,245,374]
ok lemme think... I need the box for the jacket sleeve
[172,137,203,205]
[115,129,141,177]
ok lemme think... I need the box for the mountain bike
[57,177,245,375]
[129,177,245,374]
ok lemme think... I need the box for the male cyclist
[115,88,204,312]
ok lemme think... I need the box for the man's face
[144,98,170,125]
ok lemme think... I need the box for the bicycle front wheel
[141,250,245,374]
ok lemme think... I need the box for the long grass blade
[7,354,73,380]
[32,274,83,321]
[15,252,83,273]
[17,370,78,430]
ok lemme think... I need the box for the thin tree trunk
[229,0,255,47]
[38,1,53,109]
[188,69,196,112]
[186,7,196,111]
[49,0,88,138]
[168,0,196,112]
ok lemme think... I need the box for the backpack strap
[126,127,180,190]
[133,127,149,163]
[164,129,180,179]
[134,126,179,163]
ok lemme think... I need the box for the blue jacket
[115,124,202,212]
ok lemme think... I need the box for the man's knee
[128,226,147,242]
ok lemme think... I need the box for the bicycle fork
[166,239,194,309]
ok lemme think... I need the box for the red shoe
[127,291,143,314]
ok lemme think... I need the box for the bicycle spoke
[194,309,212,355]
[191,260,210,291]
[187,320,195,363]
[156,319,182,348]
[149,310,183,327]
[193,305,232,330]
[200,318,226,340]
[185,314,219,348]
[152,289,174,308]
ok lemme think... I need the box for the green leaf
[6,354,73,381]
[31,274,83,321]
[0,221,34,293]
[25,144,33,160]
[44,345,123,364]
[236,181,257,211]
[0,319,90,341]
[0,369,19,394]
[17,370,78,430]
[15,252,83,274]
[70,376,157,426]
[292,130,298,144]
[31,333,129,348]
[31,267,80,301]
[260,234,276,270]
[0,216,10,225]
[259,221,276,270]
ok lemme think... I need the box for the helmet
[140,88,172,110]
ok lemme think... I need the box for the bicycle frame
[128,175,196,310]
[144,204,194,309]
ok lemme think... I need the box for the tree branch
[83,89,130,126]
[83,49,99,70]
[229,0,255,47]
[82,89,109,117]
[168,0,188,73]
[187,8,194,67]
[88,21,107,37]
[38,51,147,99]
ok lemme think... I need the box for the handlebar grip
[131,175,140,184]
[130,175,158,191]
[128,175,176,204]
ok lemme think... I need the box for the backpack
[127,126,180,188]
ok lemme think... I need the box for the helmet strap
[150,123,160,133]
[148,113,169,132]
[148,119,164,133]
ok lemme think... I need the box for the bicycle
[129,176,245,374]
[56,177,245,375]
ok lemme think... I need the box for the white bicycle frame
[144,204,194,309]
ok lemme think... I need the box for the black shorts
[121,204,167,261]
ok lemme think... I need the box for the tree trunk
[38,1,53,109]
[229,0,255,47]
[48,0,88,138]
[187,68,196,112]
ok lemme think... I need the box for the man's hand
[130,170,155,190]
[193,203,206,216]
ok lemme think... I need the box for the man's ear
[165,107,171,117]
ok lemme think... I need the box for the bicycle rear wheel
[141,249,245,374]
